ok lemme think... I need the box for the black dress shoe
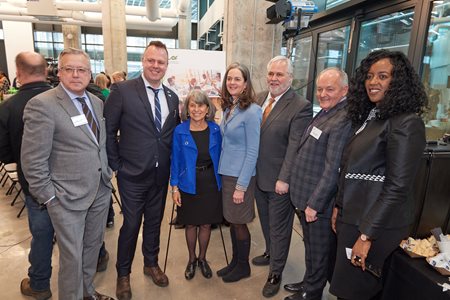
[284,290,322,300]
[198,259,213,278]
[284,281,305,293]
[262,273,281,298]
[251,252,270,266]
[184,259,197,280]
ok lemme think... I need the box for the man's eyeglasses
[59,66,91,75]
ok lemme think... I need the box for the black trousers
[115,174,168,277]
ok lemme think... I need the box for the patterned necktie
[76,97,98,141]
[262,97,275,124]
[148,86,162,132]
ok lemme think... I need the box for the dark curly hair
[347,50,427,125]
[221,62,256,111]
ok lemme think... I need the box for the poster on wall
[165,49,226,100]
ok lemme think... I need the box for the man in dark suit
[0,51,54,300]
[21,48,113,300]
[253,56,312,297]
[105,41,180,300]
[285,68,352,300]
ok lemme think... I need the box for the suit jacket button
[98,168,101,172]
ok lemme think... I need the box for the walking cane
[218,224,229,265]
[163,202,176,273]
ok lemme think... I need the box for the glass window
[314,25,350,112]
[421,1,450,140]
[292,36,312,99]
[326,0,351,10]
[34,30,64,59]
[356,9,414,67]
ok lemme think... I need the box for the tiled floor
[0,178,336,300]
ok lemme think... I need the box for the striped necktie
[76,97,99,141]
[262,97,275,124]
[148,86,162,132]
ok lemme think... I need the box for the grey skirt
[221,175,256,224]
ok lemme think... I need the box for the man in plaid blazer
[285,68,352,300]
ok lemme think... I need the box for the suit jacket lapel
[135,77,156,125]
[161,85,177,132]
[56,85,97,145]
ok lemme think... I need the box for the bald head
[315,67,348,111]
[15,51,47,85]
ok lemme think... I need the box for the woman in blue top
[170,90,222,280]
[217,62,262,283]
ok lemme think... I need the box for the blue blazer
[170,120,222,194]
[218,103,262,189]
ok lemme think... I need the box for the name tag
[71,114,88,127]
[310,126,322,140]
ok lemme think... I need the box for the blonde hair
[95,73,109,90]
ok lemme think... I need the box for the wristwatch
[360,234,370,242]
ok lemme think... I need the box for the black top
[190,127,211,167]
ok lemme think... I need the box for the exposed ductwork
[0,0,190,31]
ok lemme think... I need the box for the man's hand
[331,207,338,233]
[275,180,289,195]
[305,206,317,222]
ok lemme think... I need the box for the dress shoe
[251,252,270,266]
[184,259,197,280]
[20,278,52,300]
[83,291,115,300]
[97,250,109,272]
[198,259,213,278]
[284,290,322,300]
[262,273,281,298]
[116,275,132,300]
[144,265,169,287]
[284,281,305,293]
[222,262,250,283]
[216,259,237,277]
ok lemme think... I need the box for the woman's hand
[233,189,245,204]
[331,207,338,233]
[351,237,372,271]
[172,189,182,207]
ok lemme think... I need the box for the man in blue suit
[105,41,180,300]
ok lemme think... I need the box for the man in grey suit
[21,48,114,300]
[284,68,352,300]
[253,56,312,298]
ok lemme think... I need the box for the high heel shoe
[184,259,197,280]
[198,259,212,279]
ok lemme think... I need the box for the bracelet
[171,189,179,194]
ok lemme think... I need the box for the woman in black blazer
[329,50,427,300]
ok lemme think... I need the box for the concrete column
[178,0,192,49]
[62,25,81,49]
[102,0,127,74]
[223,0,284,93]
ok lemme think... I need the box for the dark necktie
[76,97,99,141]
[148,86,162,132]
[262,98,275,124]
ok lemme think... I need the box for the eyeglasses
[59,66,91,75]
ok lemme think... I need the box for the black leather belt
[196,165,212,172]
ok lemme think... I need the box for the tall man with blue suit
[253,56,312,297]
[0,51,54,300]
[285,67,352,300]
[21,48,114,300]
[105,41,180,300]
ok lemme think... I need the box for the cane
[218,224,229,264]
[163,202,176,273]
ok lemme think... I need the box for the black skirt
[177,166,222,225]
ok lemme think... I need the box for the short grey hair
[267,55,293,75]
[316,67,348,87]
[58,48,91,68]
[181,90,216,122]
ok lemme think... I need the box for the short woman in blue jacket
[170,90,222,280]
[217,62,262,283]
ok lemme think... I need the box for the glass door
[421,0,450,140]
[292,36,312,99]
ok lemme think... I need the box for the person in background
[0,71,10,94]
[21,48,114,300]
[329,50,427,300]
[216,62,262,283]
[105,41,180,300]
[111,71,127,84]
[95,73,110,98]
[286,67,352,300]
[170,90,222,280]
[253,55,312,298]
[0,51,54,300]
